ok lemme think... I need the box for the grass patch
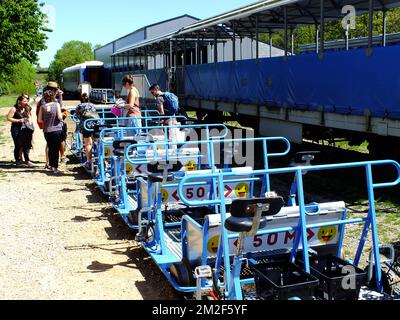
[334,140,369,153]
[0,95,17,109]
[305,138,370,154]
[0,114,8,145]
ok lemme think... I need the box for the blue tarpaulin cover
[183,45,400,119]
[146,69,168,89]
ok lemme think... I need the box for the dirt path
[0,101,177,300]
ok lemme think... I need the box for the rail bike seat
[292,151,320,166]
[113,150,125,157]
[93,124,113,132]
[147,173,176,183]
[147,162,183,174]
[92,125,114,139]
[179,118,200,125]
[113,139,140,150]
[225,196,284,233]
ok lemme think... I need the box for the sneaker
[16,161,23,167]
[84,162,92,171]
[24,161,35,168]
[52,168,63,176]
[45,164,51,170]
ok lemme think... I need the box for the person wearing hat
[45,82,68,163]
[45,82,64,105]
[37,89,64,175]
[36,81,65,168]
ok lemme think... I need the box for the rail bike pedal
[135,207,154,242]
[195,265,213,300]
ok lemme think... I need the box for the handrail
[126,137,290,181]
[98,118,204,144]
[126,136,290,159]
[177,160,400,207]
[84,111,168,132]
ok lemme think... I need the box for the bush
[0,60,37,96]
[0,74,11,96]
[9,60,37,95]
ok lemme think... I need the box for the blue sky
[38,0,257,67]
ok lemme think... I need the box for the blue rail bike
[125,136,291,295]
[175,159,400,300]
[102,123,230,229]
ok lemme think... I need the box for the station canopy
[113,0,400,56]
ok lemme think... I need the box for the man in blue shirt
[149,84,187,118]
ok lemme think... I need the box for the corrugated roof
[113,0,400,55]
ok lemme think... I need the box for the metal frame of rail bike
[86,116,189,192]
[176,160,400,300]
[125,137,291,293]
[102,123,230,229]
[67,109,161,163]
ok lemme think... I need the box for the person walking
[122,75,142,135]
[37,90,64,175]
[36,81,64,169]
[7,94,34,167]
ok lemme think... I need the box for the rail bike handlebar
[83,110,163,131]
[98,121,220,144]
[125,136,290,168]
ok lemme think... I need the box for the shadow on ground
[64,165,179,300]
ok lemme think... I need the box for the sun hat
[46,82,59,90]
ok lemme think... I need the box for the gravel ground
[0,101,177,300]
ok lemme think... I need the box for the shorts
[126,117,142,136]
[82,129,92,139]
[61,123,68,141]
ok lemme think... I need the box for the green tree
[0,0,48,94]
[262,8,400,53]
[9,59,37,95]
[0,0,48,75]
[48,41,94,83]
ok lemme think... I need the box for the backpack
[79,103,99,120]
[82,109,100,120]
[162,92,180,114]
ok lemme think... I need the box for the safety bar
[126,137,290,181]
[99,122,227,145]
[177,160,400,207]
[71,109,160,126]
[84,114,186,132]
